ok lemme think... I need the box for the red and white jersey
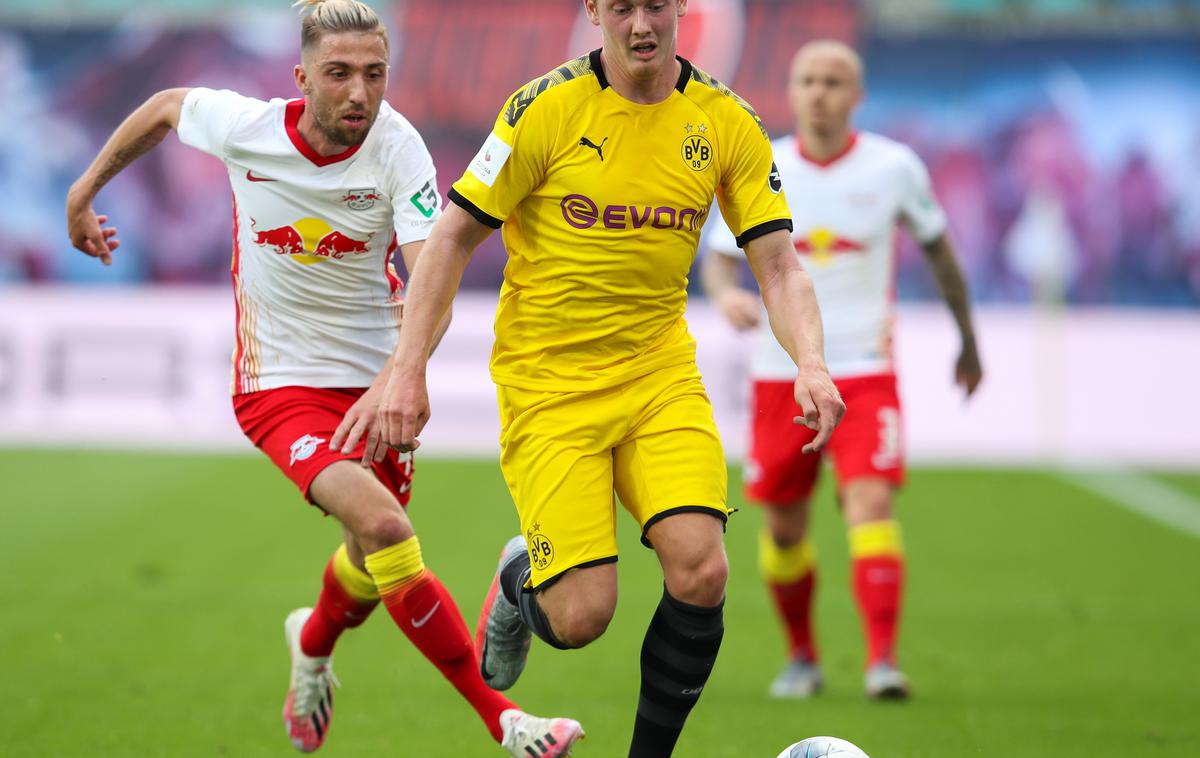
[707,131,946,379]
[178,88,441,393]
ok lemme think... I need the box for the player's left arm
[331,239,455,465]
[921,233,982,397]
[744,229,845,453]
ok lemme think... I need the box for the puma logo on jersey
[578,136,608,162]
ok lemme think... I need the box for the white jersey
[178,88,441,394]
[707,131,946,380]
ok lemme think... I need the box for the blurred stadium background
[1,1,1198,756]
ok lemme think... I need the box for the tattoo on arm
[90,124,170,194]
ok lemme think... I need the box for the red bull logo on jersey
[560,194,708,232]
[251,218,373,265]
[795,227,864,267]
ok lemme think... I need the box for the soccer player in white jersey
[64,2,582,755]
[702,40,983,700]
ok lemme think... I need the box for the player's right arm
[378,73,555,452]
[66,88,190,265]
[377,203,495,452]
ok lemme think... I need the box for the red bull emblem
[795,227,864,267]
[250,218,373,265]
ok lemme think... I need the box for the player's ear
[677,0,689,18]
[294,63,309,97]
[583,0,600,25]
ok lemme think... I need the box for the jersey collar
[797,132,859,168]
[285,99,363,167]
[589,48,692,94]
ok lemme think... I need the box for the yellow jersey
[450,50,791,391]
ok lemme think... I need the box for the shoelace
[490,598,528,649]
[293,661,341,716]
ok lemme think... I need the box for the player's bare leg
[761,501,823,698]
[841,476,909,700]
[306,463,582,754]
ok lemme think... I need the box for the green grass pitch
[2,451,1197,757]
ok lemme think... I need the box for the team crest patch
[289,434,326,466]
[526,525,555,571]
[682,123,713,171]
[342,188,380,211]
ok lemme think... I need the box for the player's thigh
[613,366,730,547]
[497,385,621,589]
[827,374,906,492]
[233,386,415,508]
[745,379,823,507]
[310,460,414,545]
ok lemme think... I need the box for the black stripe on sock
[648,612,723,657]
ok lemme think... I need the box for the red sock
[769,570,818,662]
[301,559,378,657]
[852,555,904,666]
[380,570,516,742]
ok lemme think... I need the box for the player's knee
[356,511,414,552]
[844,483,894,526]
[669,551,728,607]
[767,509,809,547]
[551,596,615,648]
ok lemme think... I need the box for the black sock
[629,587,724,757]
[499,544,571,650]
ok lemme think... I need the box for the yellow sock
[758,528,816,584]
[363,536,427,597]
[848,520,904,559]
[331,544,380,602]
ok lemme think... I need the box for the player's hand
[66,190,120,266]
[715,288,761,331]
[956,338,983,398]
[330,386,390,467]
[793,365,845,454]
[378,368,429,453]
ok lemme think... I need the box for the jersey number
[871,407,901,470]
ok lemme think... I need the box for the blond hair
[293,0,388,55]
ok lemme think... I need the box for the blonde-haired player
[377,2,844,755]
[65,1,582,754]
[702,40,982,700]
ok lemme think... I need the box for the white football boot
[282,608,339,752]
[500,709,585,757]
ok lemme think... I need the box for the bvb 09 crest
[527,526,555,570]
[682,124,713,172]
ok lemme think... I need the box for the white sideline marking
[1059,469,1200,540]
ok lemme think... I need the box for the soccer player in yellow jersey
[379,2,844,755]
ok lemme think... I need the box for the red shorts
[745,373,904,506]
[233,386,414,508]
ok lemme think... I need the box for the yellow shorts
[497,362,730,588]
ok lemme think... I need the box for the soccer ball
[776,736,870,758]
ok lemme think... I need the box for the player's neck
[600,49,681,105]
[296,106,353,157]
[798,127,855,164]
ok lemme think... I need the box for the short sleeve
[383,128,441,246]
[448,86,552,229]
[177,88,254,160]
[896,146,947,245]
[714,106,792,248]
